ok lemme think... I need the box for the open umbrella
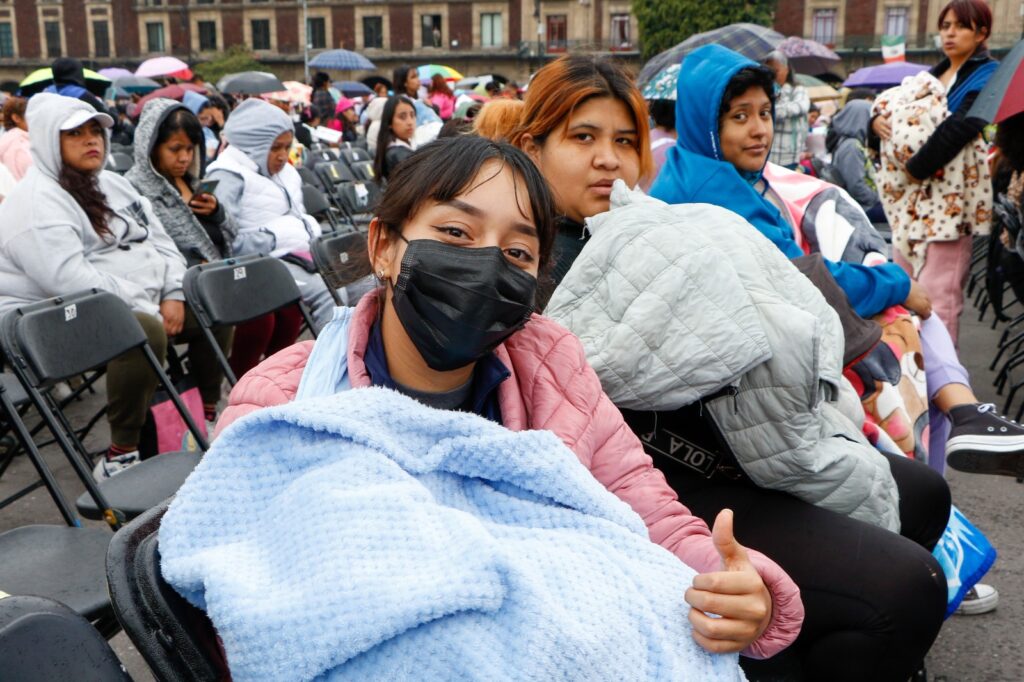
[454,74,508,90]
[136,56,192,80]
[779,36,841,75]
[639,23,784,88]
[216,71,286,95]
[843,61,929,89]
[418,64,463,81]
[133,85,189,113]
[968,39,1024,123]
[98,67,134,81]
[308,49,375,71]
[361,75,393,93]
[795,73,840,102]
[263,81,313,105]
[112,75,161,94]
[641,63,680,101]
[336,81,371,97]
[19,67,110,97]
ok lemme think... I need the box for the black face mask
[391,239,537,371]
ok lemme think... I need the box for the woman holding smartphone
[126,98,237,267]
[126,97,235,425]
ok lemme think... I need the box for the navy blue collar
[363,319,510,423]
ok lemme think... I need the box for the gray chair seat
[0,525,112,621]
[77,451,201,521]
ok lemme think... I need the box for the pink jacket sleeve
[515,325,803,659]
[214,342,313,438]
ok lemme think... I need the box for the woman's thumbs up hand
[684,509,774,654]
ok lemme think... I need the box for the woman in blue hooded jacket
[648,45,930,322]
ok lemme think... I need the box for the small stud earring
[377,270,385,279]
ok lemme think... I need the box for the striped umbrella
[639,23,784,88]
[417,64,463,81]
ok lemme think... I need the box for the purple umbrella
[779,36,840,75]
[843,61,929,89]
[98,67,134,80]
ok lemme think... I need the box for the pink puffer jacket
[218,295,804,658]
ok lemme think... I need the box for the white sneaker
[955,583,998,615]
[92,450,140,481]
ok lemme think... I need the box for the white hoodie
[0,93,186,319]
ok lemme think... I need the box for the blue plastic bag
[932,504,997,618]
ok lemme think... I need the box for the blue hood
[650,44,911,319]
[673,44,759,162]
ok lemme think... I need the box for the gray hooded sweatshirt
[0,94,186,319]
[125,98,237,264]
[827,100,880,212]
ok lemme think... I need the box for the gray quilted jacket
[546,183,900,532]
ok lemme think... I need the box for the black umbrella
[361,76,393,93]
[216,71,287,95]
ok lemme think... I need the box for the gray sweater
[0,94,186,319]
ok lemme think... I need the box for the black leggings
[670,451,950,682]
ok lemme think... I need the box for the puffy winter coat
[545,184,901,533]
[216,292,804,659]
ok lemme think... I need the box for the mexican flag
[882,35,906,63]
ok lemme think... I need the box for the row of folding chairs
[0,256,324,665]
[963,234,1024,419]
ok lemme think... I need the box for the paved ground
[1,296,1022,681]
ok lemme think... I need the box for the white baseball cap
[59,108,114,131]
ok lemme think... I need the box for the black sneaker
[946,403,1024,479]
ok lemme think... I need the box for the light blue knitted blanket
[159,388,744,682]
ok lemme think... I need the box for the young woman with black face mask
[216,134,804,662]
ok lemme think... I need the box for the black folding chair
[106,500,230,682]
[297,166,324,191]
[106,151,134,175]
[340,147,372,165]
[348,160,376,183]
[0,378,119,637]
[310,232,372,306]
[0,290,208,525]
[183,255,318,386]
[302,184,343,232]
[0,595,129,681]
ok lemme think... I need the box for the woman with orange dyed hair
[510,55,652,285]
[471,99,524,143]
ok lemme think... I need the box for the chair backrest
[335,180,380,216]
[0,290,147,388]
[302,184,333,218]
[341,147,372,164]
[0,595,131,682]
[310,232,372,290]
[348,160,376,183]
[296,166,323,191]
[183,256,304,327]
[106,501,228,682]
[315,160,356,187]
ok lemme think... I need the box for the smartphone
[194,178,220,196]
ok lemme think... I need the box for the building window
[811,9,837,46]
[143,0,163,6]
[0,22,12,58]
[884,6,909,37]
[481,12,502,48]
[251,19,270,50]
[421,14,442,48]
[196,0,214,4]
[198,20,217,51]
[546,15,567,52]
[307,17,326,49]
[93,20,110,58]
[146,21,164,52]
[610,14,631,49]
[44,21,61,58]
[363,16,383,49]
